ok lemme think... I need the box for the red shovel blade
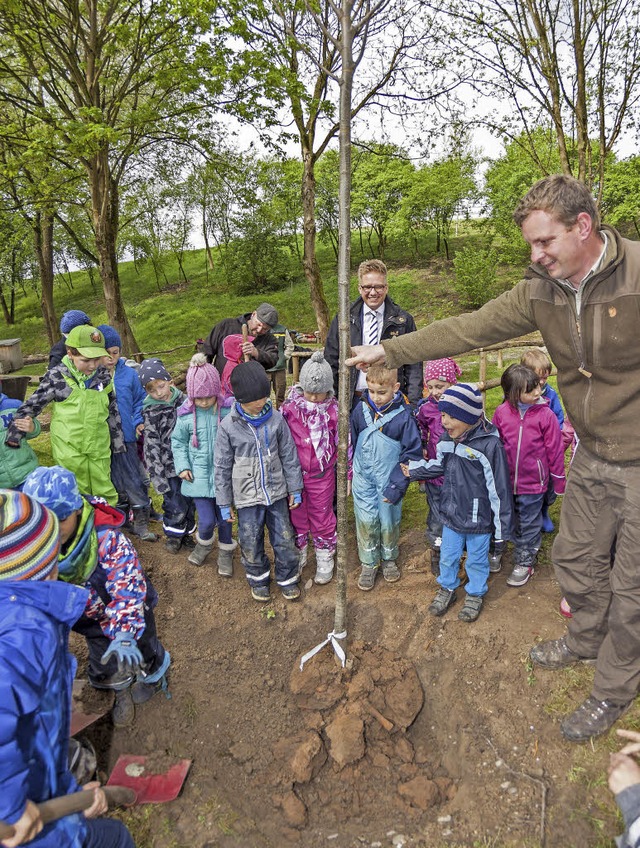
[106,755,191,804]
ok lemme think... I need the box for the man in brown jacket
[347,174,640,743]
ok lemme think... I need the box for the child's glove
[101,632,143,673]
[289,492,302,509]
[220,506,232,521]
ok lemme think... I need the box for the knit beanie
[60,310,91,335]
[438,383,483,425]
[299,351,333,395]
[424,358,461,385]
[23,466,84,521]
[186,353,220,400]
[255,303,278,329]
[0,489,60,581]
[97,324,122,350]
[230,361,271,404]
[185,353,221,447]
[138,358,171,388]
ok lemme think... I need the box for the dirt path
[75,526,624,848]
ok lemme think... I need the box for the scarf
[288,387,335,471]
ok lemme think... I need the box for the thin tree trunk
[334,0,355,640]
[33,211,57,345]
[301,150,331,340]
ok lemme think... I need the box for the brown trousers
[553,444,640,703]
[270,369,287,410]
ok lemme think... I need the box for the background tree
[0,0,224,353]
[432,0,640,198]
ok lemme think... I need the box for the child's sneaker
[428,587,457,616]
[357,564,378,591]
[164,537,182,554]
[488,552,503,573]
[506,564,533,586]
[458,594,483,622]
[382,561,401,583]
[281,584,301,601]
[251,585,271,602]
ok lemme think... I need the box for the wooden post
[242,323,250,362]
[497,349,503,370]
[292,352,300,383]
[479,349,487,411]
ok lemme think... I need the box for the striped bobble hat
[0,489,60,581]
[438,383,483,425]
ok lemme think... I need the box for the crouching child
[0,488,134,848]
[214,361,303,602]
[404,384,514,622]
[24,466,170,728]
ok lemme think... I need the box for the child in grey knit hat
[281,351,339,584]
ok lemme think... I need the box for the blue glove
[101,632,143,673]
[291,492,302,506]
[219,506,232,521]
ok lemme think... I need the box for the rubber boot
[133,506,157,542]
[429,546,440,576]
[298,544,308,577]
[131,674,169,705]
[217,539,238,577]
[314,547,334,585]
[112,688,135,728]
[188,535,214,567]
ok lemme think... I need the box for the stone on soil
[325,713,365,768]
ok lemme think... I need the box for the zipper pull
[578,365,592,378]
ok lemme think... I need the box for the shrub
[453,246,499,309]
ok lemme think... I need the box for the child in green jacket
[6,325,124,504]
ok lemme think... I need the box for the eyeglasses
[359,285,387,293]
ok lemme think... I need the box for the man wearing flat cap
[203,303,279,375]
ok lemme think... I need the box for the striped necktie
[366,310,380,346]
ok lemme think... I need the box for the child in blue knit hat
[23,465,170,728]
[99,324,156,542]
[48,309,92,370]
[403,383,514,622]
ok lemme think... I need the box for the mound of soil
[72,527,619,847]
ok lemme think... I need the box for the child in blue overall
[99,324,156,542]
[171,353,238,571]
[351,364,422,592]
[23,466,170,728]
[0,488,134,848]
[214,361,303,603]
[138,358,196,553]
[404,384,514,622]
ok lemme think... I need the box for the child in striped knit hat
[171,353,238,570]
[404,384,514,622]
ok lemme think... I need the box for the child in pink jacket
[281,351,338,584]
[492,364,565,588]
[414,358,461,575]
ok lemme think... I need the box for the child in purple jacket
[281,351,338,584]
[414,358,461,575]
[492,364,565,587]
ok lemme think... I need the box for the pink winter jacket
[281,391,339,476]
[492,399,566,496]
[415,396,444,486]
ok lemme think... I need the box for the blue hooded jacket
[0,580,89,847]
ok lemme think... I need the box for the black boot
[429,547,440,576]
[133,506,157,542]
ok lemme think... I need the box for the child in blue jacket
[0,488,134,848]
[171,353,237,571]
[351,364,422,592]
[99,324,156,542]
[404,384,514,622]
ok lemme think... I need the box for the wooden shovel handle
[0,786,136,841]
[242,323,250,362]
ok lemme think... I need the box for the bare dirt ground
[72,518,627,848]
